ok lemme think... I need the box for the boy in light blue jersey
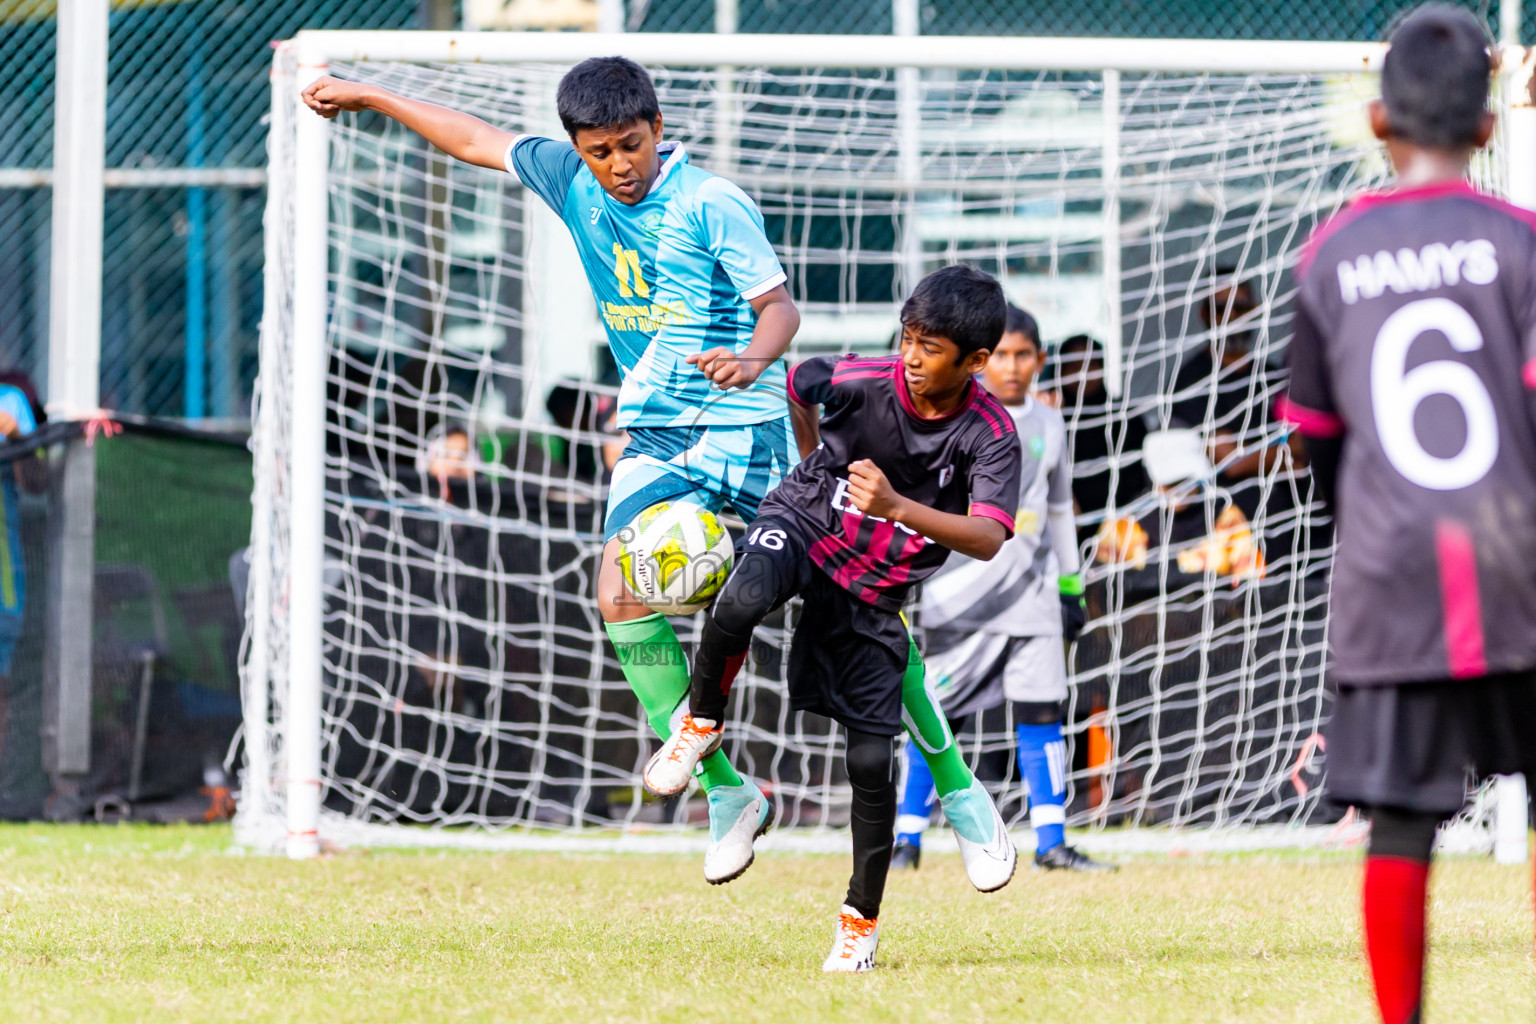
[303,60,1007,890]
[0,383,38,680]
[505,131,799,535]
[306,58,798,884]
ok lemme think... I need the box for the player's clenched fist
[301,77,375,119]
[846,459,904,520]
[686,347,761,390]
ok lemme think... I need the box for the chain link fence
[0,1,427,421]
[0,0,1526,418]
[628,0,1526,39]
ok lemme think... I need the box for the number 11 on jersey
[613,244,649,298]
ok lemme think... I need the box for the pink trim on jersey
[786,362,810,406]
[1524,358,1536,391]
[831,369,897,386]
[892,362,975,423]
[967,388,1013,440]
[1435,519,1488,679]
[970,502,1017,537]
[1460,189,1536,232]
[1299,179,1535,278]
[1276,394,1345,438]
[831,355,900,386]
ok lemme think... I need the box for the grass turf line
[0,824,1530,1023]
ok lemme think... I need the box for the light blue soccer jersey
[506,137,789,429]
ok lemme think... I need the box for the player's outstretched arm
[301,77,515,172]
[688,285,800,390]
[846,459,1008,560]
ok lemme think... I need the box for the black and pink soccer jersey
[1283,180,1536,685]
[763,353,1023,612]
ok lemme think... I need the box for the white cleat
[822,904,879,973]
[939,777,1018,892]
[703,778,775,885]
[642,712,723,797]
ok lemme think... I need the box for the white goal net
[241,32,1526,855]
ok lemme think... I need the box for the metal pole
[285,43,332,860]
[1501,0,1522,47]
[292,31,1392,73]
[1101,69,1123,399]
[421,0,455,346]
[185,39,208,419]
[894,0,922,299]
[43,0,107,818]
[715,0,738,176]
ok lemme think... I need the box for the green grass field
[0,825,1530,1023]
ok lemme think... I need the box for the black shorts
[1325,671,1536,816]
[731,516,910,736]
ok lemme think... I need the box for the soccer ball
[617,501,734,615]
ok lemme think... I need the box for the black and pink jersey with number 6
[1283,179,1536,686]
[760,353,1023,613]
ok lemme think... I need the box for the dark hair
[1057,333,1101,357]
[1382,5,1491,149]
[1003,304,1041,350]
[900,265,1007,359]
[556,57,661,137]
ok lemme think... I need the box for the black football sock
[843,728,898,919]
[687,615,752,724]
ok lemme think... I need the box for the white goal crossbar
[253,31,1536,860]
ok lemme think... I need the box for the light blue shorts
[603,418,799,542]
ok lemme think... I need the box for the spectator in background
[1168,268,1266,436]
[1168,269,1307,488]
[1166,268,1315,563]
[1053,334,1148,540]
[419,422,476,499]
[0,373,43,683]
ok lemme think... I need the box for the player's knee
[844,730,896,791]
[708,553,779,636]
[596,572,635,624]
[1014,700,1065,726]
[1366,805,1440,862]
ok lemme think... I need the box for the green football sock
[899,634,974,797]
[604,613,744,791]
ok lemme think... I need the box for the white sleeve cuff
[503,134,536,182]
[740,271,787,302]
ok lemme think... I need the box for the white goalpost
[242,30,1536,859]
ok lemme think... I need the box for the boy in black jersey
[643,265,1024,972]
[1282,8,1536,1023]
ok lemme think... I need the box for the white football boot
[939,776,1018,892]
[702,778,775,885]
[822,904,879,973]
[642,711,723,796]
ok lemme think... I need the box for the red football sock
[1363,855,1429,1024]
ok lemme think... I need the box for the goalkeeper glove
[1059,573,1086,643]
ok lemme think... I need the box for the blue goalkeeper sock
[1017,722,1067,854]
[895,737,936,846]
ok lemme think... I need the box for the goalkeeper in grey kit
[894,306,1116,873]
